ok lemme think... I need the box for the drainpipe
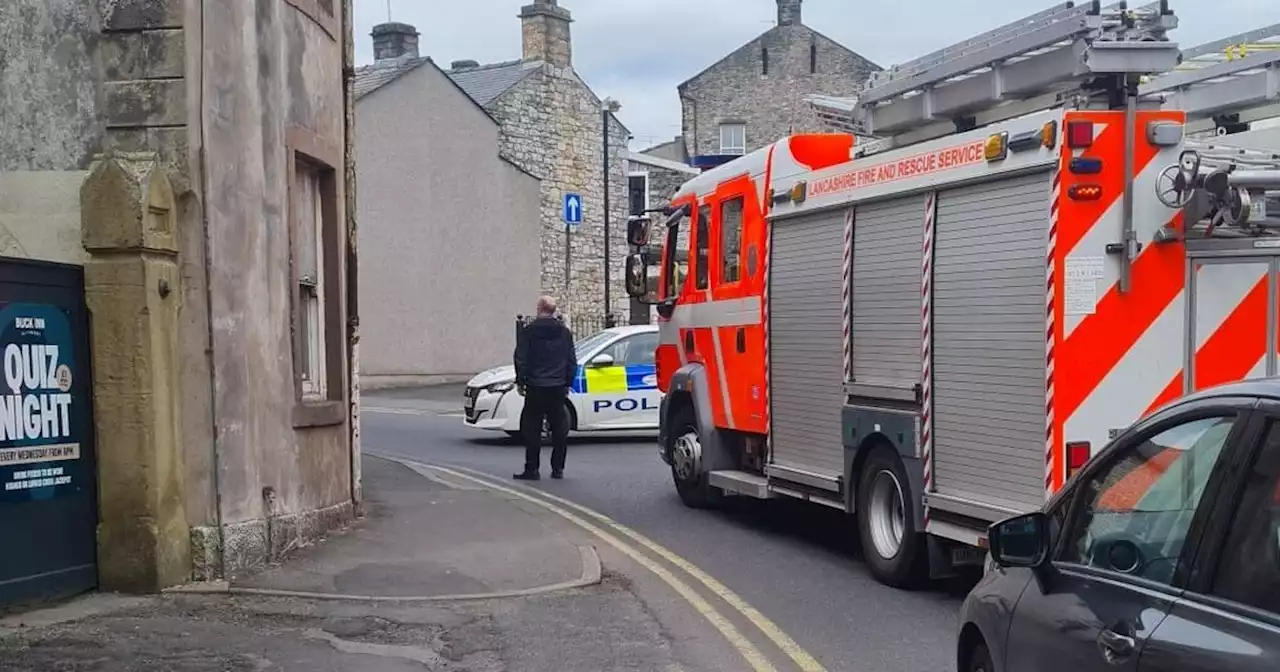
[342,0,362,508]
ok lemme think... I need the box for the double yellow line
[393,457,826,672]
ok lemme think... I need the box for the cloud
[356,1,1278,151]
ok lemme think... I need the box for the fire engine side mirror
[627,216,651,248]
[625,254,656,303]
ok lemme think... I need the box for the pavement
[362,386,971,672]
[0,454,731,671]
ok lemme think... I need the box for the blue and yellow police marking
[572,364,657,395]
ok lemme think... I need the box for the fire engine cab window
[695,204,711,290]
[720,197,744,284]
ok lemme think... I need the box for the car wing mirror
[589,353,615,368]
[989,512,1051,570]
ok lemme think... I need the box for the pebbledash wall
[0,0,359,590]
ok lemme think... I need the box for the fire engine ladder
[808,1,1181,153]
[1139,22,1280,136]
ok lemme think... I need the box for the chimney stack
[372,22,420,62]
[519,0,573,68]
[777,0,802,26]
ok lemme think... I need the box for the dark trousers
[520,386,570,473]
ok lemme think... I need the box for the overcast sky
[354,1,1278,151]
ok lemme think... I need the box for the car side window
[1209,420,1280,615]
[624,332,659,366]
[1058,415,1237,586]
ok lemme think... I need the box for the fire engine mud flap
[841,405,926,530]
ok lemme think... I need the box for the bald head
[536,295,557,316]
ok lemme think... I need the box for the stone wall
[680,25,878,158]
[487,64,630,325]
[0,1,102,266]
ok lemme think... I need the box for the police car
[463,325,661,438]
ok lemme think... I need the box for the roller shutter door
[768,207,847,478]
[931,171,1051,512]
[851,195,926,391]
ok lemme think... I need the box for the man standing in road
[513,296,577,481]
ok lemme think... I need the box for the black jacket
[514,316,578,388]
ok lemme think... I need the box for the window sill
[293,399,347,428]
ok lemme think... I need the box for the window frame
[1184,405,1280,612]
[719,123,746,156]
[1050,402,1255,591]
[286,125,346,428]
[628,171,650,216]
[717,195,745,287]
[762,47,770,76]
[694,203,711,291]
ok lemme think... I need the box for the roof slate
[445,60,537,107]
[354,57,430,100]
[354,56,537,108]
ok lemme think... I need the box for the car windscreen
[574,331,615,360]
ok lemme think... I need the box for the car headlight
[486,381,515,394]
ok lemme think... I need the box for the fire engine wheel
[669,405,717,509]
[857,448,927,589]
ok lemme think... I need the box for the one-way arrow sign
[563,193,583,226]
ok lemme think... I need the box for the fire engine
[624,0,1280,589]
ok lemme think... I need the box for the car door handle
[1097,628,1136,661]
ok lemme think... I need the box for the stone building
[678,0,879,163]
[353,2,629,329]
[353,27,541,387]
[450,0,632,325]
[0,0,359,601]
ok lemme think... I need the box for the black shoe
[513,471,540,481]
[551,470,563,480]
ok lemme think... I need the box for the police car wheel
[670,405,717,509]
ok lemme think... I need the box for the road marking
[414,460,827,672]
[444,463,826,672]
[397,459,780,672]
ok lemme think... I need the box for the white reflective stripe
[710,327,736,428]
[659,297,763,345]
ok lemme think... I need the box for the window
[719,124,746,155]
[762,47,770,75]
[720,197,744,284]
[295,160,327,400]
[810,43,818,74]
[628,173,649,216]
[1211,422,1280,614]
[287,126,343,427]
[1059,416,1237,585]
[695,204,711,290]
[662,208,691,301]
[600,332,660,367]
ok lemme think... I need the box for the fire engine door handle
[684,332,694,353]
[736,328,746,353]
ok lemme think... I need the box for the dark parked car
[958,379,1280,671]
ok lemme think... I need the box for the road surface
[362,385,970,672]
